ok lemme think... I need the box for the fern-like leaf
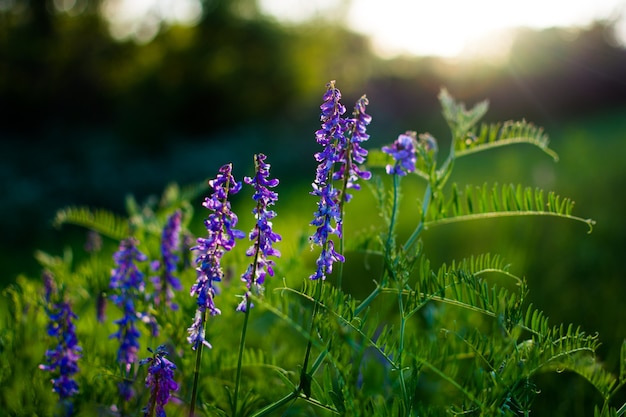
[53,206,130,240]
[456,120,559,161]
[439,88,489,139]
[427,182,595,232]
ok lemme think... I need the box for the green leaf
[455,120,559,161]
[53,206,130,240]
[439,88,489,139]
[426,183,595,232]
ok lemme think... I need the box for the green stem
[249,390,299,417]
[386,174,400,255]
[189,309,207,417]
[299,279,324,396]
[355,285,381,316]
[337,137,354,292]
[396,286,409,406]
[355,173,400,315]
[232,297,252,417]
[403,183,431,252]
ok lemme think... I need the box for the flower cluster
[309,81,371,280]
[39,271,82,409]
[382,131,418,176]
[335,94,372,202]
[152,210,183,311]
[109,237,148,380]
[188,163,245,349]
[140,345,179,417]
[237,154,281,312]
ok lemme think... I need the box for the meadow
[2,82,625,417]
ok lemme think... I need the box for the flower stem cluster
[310,81,371,280]
[237,153,281,312]
[39,271,82,408]
[152,210,183,311]
[140,345,179,417]
[109,237,148,382]
[188,163,245,349]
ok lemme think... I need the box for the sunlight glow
[101,0,202,43]
[260,0,626,58]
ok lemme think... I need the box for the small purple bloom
[39,271,82,408]
[237,154,281,312]
[140,345,179,417]
[84,229,102,253]
[334,95,372,202]
[96,291,107,323]
[109,237,148,375]
[314,80,347,187]
[152,210,183,311]
[188,163,245,349]
[382,131,418,176]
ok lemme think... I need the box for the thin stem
[355,173,400,315]
[249,390,299,417]
[189,309,207,417]
[386,174,400,257]
[396,284,409,406]
[403,183,431,252]
[299,278,324,396]
[337,134,354,292]
[232,297,252,417]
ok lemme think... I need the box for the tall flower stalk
[310,81,372,283]
[188,163,244,416]
[152,210,183,313]
[233,153,281,417]
[140,345,179,417]
[109,237,149,402]
[301,80,371,396]
[39,271,82,416]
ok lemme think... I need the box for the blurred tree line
[0,0,372,143]
[4,0,625,143]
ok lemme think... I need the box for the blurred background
[2,0,626,413]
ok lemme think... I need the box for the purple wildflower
[188,163,245,349]
[140,345,179,417]
[314,80,347,187]
[310,81,372,281]
[334,95,372,202]
[382,131,418,176]
[109,237,148,376]
[237,154,281,312]
[84,230,102,253]
[96,291,107,323]
[152,210,183,311]
[39,271,82,408]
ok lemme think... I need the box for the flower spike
[188,163,245,349]
[237,153,281,312]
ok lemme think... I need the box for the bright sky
[100,0,626,57]
[260,0,626,58]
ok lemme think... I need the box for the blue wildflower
[335,94,372,202]
[314,80,347,187]
[109,237,148,377]
[188,163,245,349]
[237,154,281,312]
[382,131,418,176]
[140,345,179,417]
[310,81,372,281]
[39,271,82,411]
[152,210,183,311]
